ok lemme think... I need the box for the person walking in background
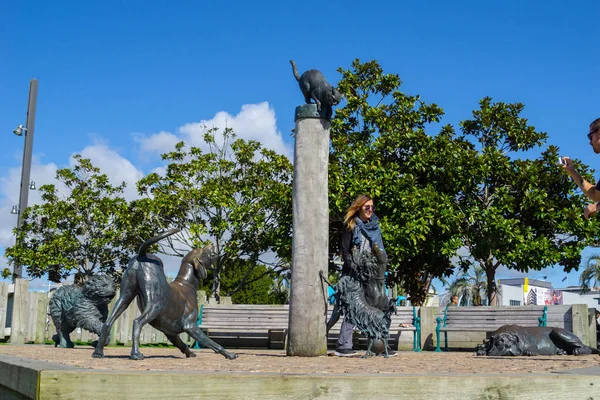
[335,194,397,357]
[449,295,459,306]
[595,309,600,349]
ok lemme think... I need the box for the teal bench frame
[194,304,422,351]
[434,305,548,352]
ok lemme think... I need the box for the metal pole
[14,78,38,279]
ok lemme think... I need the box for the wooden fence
[0,279,202,346]
[1,278,597,349]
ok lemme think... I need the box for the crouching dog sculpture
[476,324,599,356]
[92,229,238,360]
[324,244,397,358]
[49,274,117,348]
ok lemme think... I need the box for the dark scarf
[352,214,385,253]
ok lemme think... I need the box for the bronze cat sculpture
[290,60,343,120]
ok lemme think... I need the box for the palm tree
[448,265,488,306]
[579,254,600,293]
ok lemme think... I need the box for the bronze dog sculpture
[324,245,396,358]
[92,229,238,360]
[49,274,116,348]
[476,324,598,356]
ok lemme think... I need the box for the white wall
[499,284,524,306]
[562,291,600,310]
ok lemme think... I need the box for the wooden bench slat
[197,305,419,349]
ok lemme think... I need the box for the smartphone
[557,157,566,166]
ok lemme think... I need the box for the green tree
[3,156,141,282]
[329,59,474,304]
[137,128,293,300]
[448,265,487,306]
[579,254,600,292]
[200,260,288,304]
[458,97,600,304]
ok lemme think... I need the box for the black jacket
[341,228,353,276]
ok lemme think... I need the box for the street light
[11,78,38,280]
[13,124,26,136]
[531,275,548,286]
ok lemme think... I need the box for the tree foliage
[137,128,293,300]
[4,156,141,282]
[329,60,599,305]
[199,260,288,304]
[579,254,600,292]
[448,265,488,306]
[457,97,600,304]
[329,59,473,304]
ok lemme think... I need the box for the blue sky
[1,0,599,291]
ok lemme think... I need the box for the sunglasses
[363,205,375,211]
[587,129,599,141]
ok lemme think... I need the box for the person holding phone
[560,118,600,219]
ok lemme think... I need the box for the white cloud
[136,131,180,154]
[0,144,143,255]
[0,158,60,248]
[76,144,144,201]
[1,103,289,286]
[137,102,292,159]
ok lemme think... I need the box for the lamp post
[11,78,38,280]
[530,275,548,287]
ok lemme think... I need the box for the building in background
[436,277,600,309]
[497,278,599,309]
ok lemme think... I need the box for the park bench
[197,304,421,351]
[197,304,290,349]
[434,305,572,351]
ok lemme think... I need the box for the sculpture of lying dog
[476,324,598,356]
[92,229,237,360]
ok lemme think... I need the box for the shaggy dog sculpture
[49,274,117,348]
[476,324,598,356]
[325,245,397,358]
[92,229,237,360]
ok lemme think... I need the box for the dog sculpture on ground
[324,244,397,358]
[92,229,238,360]
[49,274,117,348]
[476,324,598,356]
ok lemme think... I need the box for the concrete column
[420,306,437,351]
[571,304,590,346]
[197,290,207,306]
[587,307,597,349]
[287,104,329,356]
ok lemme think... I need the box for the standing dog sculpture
[92,229,238,360]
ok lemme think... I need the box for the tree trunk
[486,263,497,306]
[213,270,221,302]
